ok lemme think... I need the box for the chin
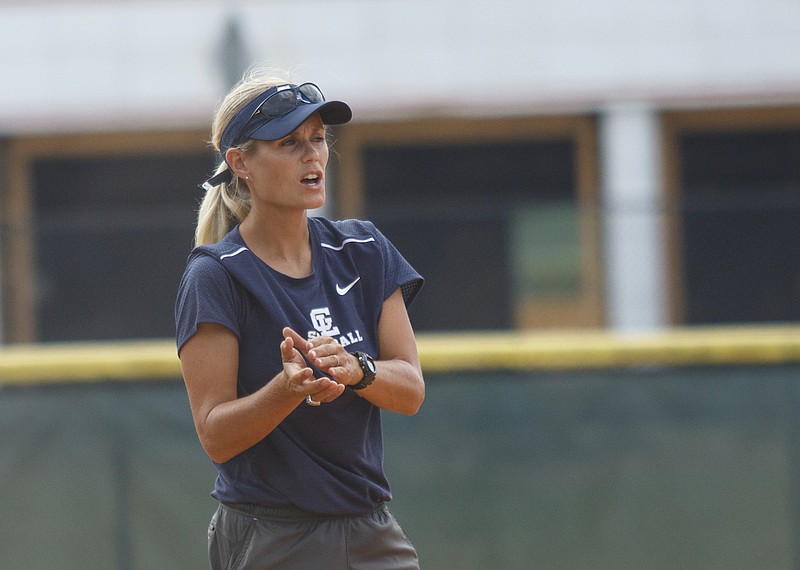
[306,195,326,212]
[310,188,326,205]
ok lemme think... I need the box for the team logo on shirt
[309,307,340,337]
[308,307,365,347]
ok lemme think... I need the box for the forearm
[183,324,345,464]
[326,288,424,415]
[355,358,425,416]
[197,371,303,463]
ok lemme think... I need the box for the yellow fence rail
[1,325,799,387]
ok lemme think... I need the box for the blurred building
[0,0,798,343]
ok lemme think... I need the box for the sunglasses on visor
[232,83,325,146]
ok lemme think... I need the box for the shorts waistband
[221,501,386,521]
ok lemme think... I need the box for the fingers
[309,380,346,404]
[283,328,342,367]
[302,377,346,405]
[282,327,311,351]
[282,330,336,372]
[307,343,344,370]
[280,335,294,359]
[281,327,347,405]
[308,350,340,370]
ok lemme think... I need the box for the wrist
[350,351,376,390]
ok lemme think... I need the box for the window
[663,108,800,324]
[3,132,211,342]
[334,117,602,331]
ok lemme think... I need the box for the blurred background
[1,0,799,568]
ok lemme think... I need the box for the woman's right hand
[281,327,346,405]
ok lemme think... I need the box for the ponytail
[194,161,252,246]
[194,67,291,245]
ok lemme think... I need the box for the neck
[239,210,313,278]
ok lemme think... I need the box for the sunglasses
[233,83,325,145]
[254,83,324,118]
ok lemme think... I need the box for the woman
[175,69,425,569]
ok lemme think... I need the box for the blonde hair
[195,67,292,245]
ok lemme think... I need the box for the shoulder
[311,218,398,257]
[311,218,415,267]
[186,228,247,268]
[311,217,381,245]
[179,252,233,299]
[192,227,248,260]
[181,232,246,286]
[311,217,422,302]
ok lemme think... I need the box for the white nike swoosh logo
[336,277,361,296]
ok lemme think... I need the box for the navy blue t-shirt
[175,217,423,515]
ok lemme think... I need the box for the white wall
[1,0,799,134]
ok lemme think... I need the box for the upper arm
[179,323,240,435]
[377,288,421,372]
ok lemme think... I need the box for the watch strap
[351,351,376,390]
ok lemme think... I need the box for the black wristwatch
[351,351,377,390]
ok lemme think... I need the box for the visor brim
[246,100,352,142]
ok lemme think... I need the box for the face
[229,113,330,213]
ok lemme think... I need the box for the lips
[301,172,323,187]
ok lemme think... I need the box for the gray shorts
[208,502,420,570]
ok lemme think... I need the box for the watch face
[365,356,377,373]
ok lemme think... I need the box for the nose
[302,139,321,161]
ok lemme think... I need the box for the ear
[225,148,249,180]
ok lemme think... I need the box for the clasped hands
[280,326,358,405]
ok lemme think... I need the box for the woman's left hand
[282,327,356,389]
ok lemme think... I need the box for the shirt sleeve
[174,252,242,354]
[365,221,424,307]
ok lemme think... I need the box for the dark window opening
[680,129,800,324]
[362,139,576,331]
[33,153,211,341]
